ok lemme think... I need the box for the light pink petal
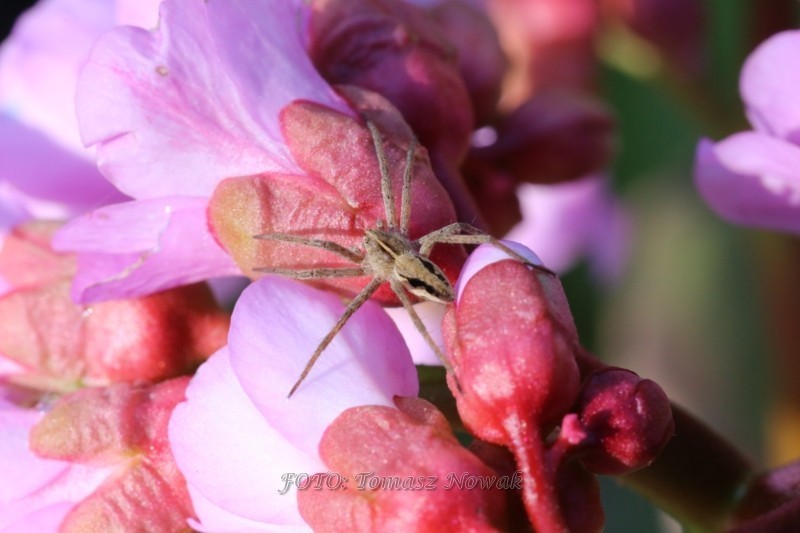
[695,135,800,233]
[185,486,310,533]
[0,114,126,216]
[0,0,113,155]
[77,0,348,199]
[506,175,629,280]
[385,301,446,367]
[455,241,543,302]
[228,277,418,457]
[0,399,111,530]
[169,349,318,527]
[0,401,63,503]
[741,30,800,143]
[52,197,240,302]
[0,502,73,533]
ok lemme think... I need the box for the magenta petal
[169,349,318,527]
[228,277,418,457]
[52,197,240,302]
[741,30,800,142]
[695,136,800,233]
[76,0,347,199]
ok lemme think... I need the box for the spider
[255,121,550,397]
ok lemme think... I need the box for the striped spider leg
[255,121,548,397]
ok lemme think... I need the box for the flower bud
[443,251,581,441]
[476,91,616,184]
[428,1,507,125]
[208,91,463,305]
[576,368,674,475]
[29,379,195,531]
[298,396,508,531]
[0,222,229,389]
[309,0,474,165]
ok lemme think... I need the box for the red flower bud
[443,258,580,439]
[428,1,507,125]
[208,90,464,305]
[29,379,195,531]
[0,222,229,390]
[442,251,581,530]
[576,368,674,475]
[477,92,616,184]
[309,0,474,165]
[298,396,508,532]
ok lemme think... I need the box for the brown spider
[255,121,547,397]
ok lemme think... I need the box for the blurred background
[2,0,800,530]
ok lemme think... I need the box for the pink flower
[506,175,630,283]
[0,0,161,220]
[168,276,419,530]
[695,30,800,233]
[53,0,351,303]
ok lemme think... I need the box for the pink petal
[384,302,446,366]
[741,30,800,143]
[0,399,110,530]
[695,135,800,233]
[0,401,62,503]
[228,277,419,457]
[169,349,318,527]
[185,486,310,532]
[506,175,629,280]
[52,197,240,302]
[0,115,126,216]
[0,0,113,155]
[76,0,348,199]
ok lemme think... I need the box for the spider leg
[288,277,384,397]
[367,121,397,229]
[418,223,556,276]
[253,267,366,279]
[399,136,417,234]
[254,233,363,263]
[389,278,453,374]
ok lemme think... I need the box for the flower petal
[76,0,347,199]
[53,197,240,302]
[169,349,318,527]
[228,277,419,457]
[695,135,800,233]
[0,399,110,530]
[741,30,800,142]
[0,114,125,217]
[384,301,445,366]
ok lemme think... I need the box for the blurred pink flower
[695,30,800,233]
[506,175,630,283]
[52,0,350,304]
[168,276,418,530]
[0,0,163,220]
